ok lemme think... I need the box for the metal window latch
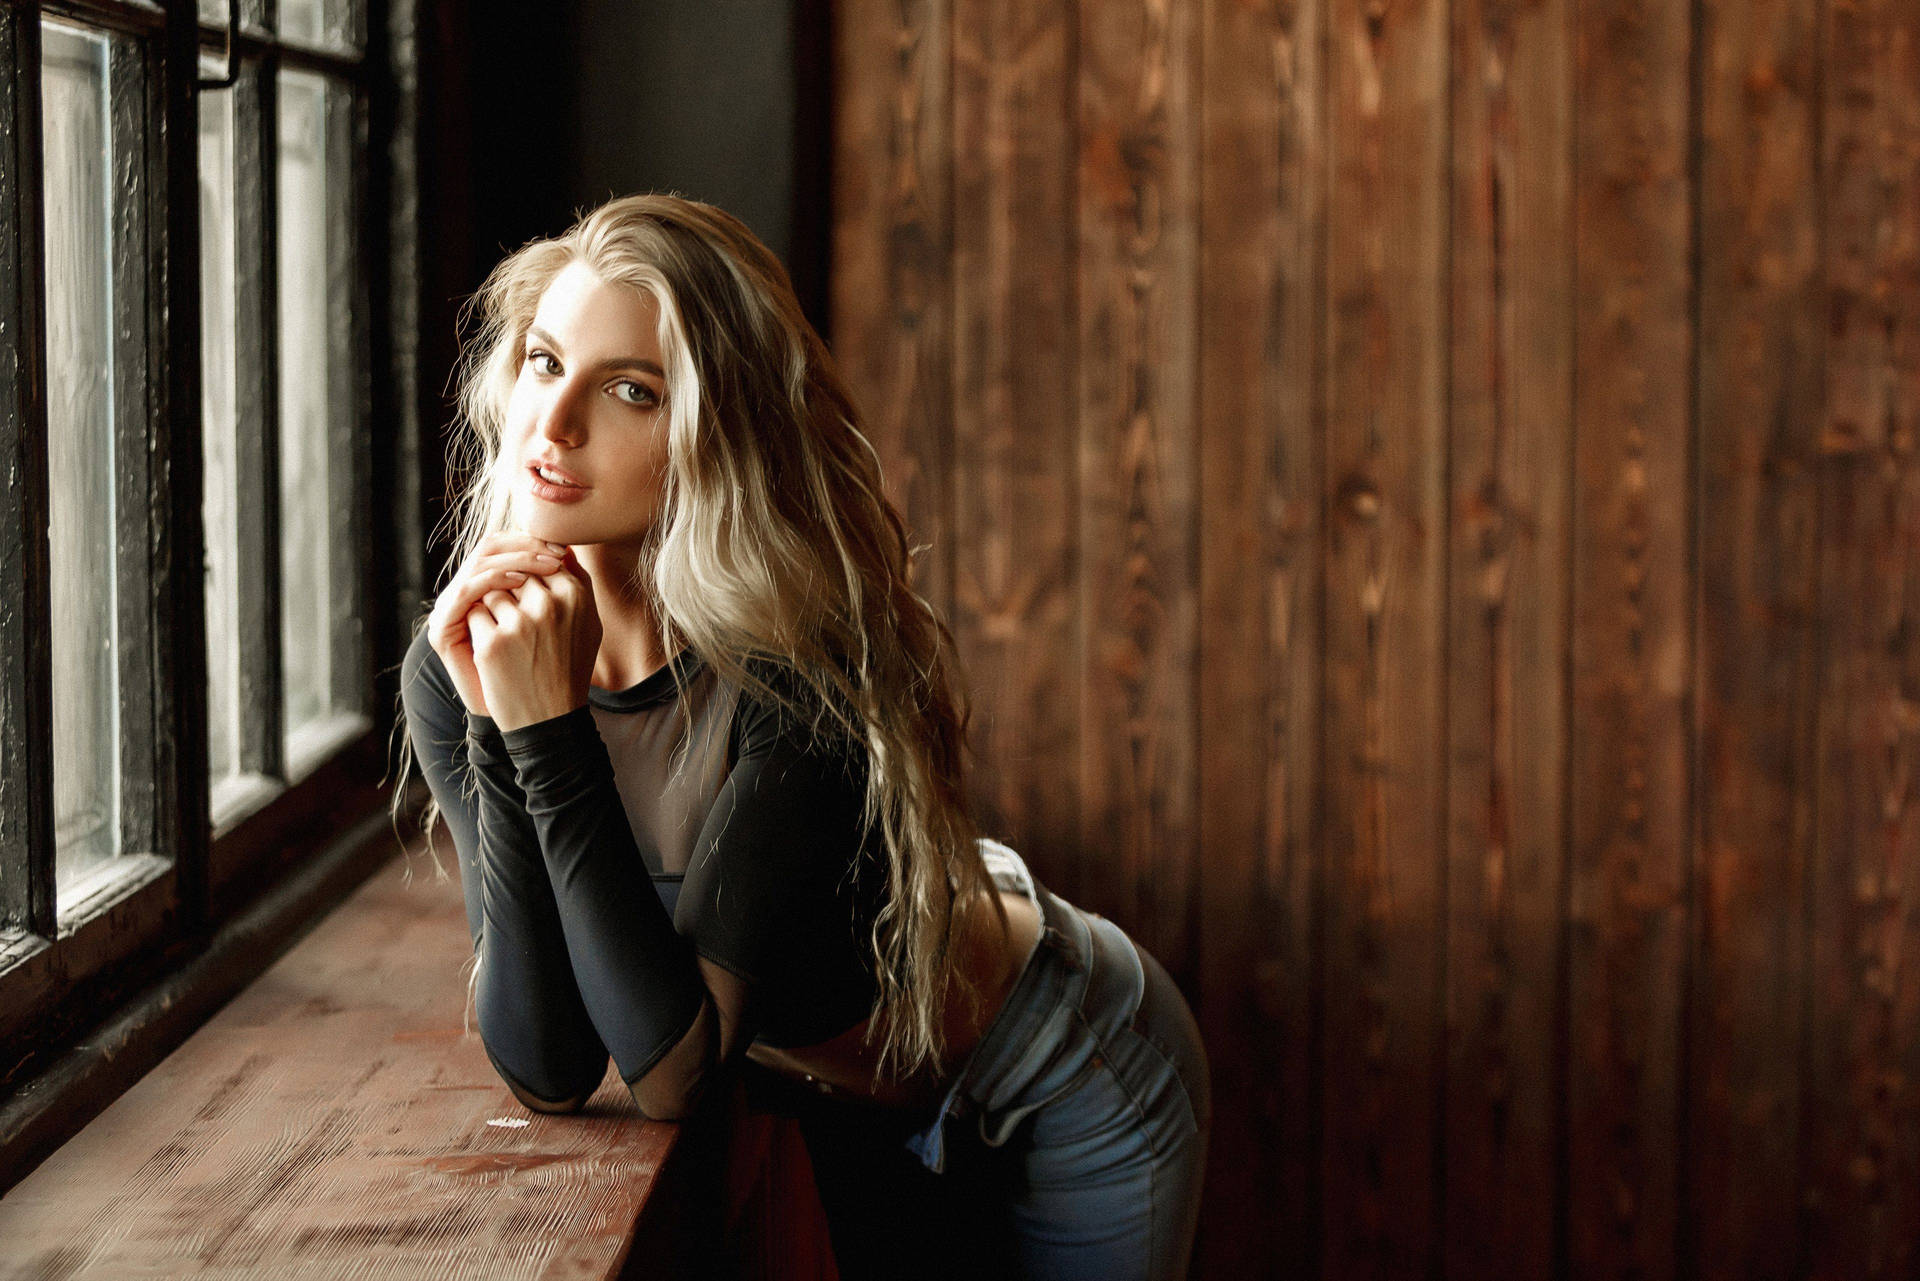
[197,0,239,90]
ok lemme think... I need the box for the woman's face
[504,258,673,547]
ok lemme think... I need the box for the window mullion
[326,81,365,715]
[232,55,282,781]
[0,4,58,943]
[156,0,210,919]
[107,32,159,866]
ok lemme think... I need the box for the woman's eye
[526,350,558,375]
[614,381,659,408]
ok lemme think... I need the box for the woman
[392,193,1211,1280]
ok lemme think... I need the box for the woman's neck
[574,542,672,690]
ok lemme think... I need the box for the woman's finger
[477,530,570,562]
[431,566,529,641]
[473,587,520,625]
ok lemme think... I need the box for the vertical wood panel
[1319,0,1450,1273]
[823,1,1920,1274]
[1444,0,1575,1274]
[1197,0,1325,1271]
[1807,0,1920,1273]
[1688,0,1822,1275]
[829,0,955,627]
[1566,0,1695,1276]
[947,0,1079,880]
[1074,0,1199,970]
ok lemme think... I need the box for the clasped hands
[425,530,603,733]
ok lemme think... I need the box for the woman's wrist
[497,702,597,756]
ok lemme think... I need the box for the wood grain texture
[1074,0,1201,979]
[1688,0,1822,1276]
[1444,0,1574,1275]
[1319,0,1450,1272]
[1197,0,1325,1272]
[1567,0,1695,1276]
[0,839,791,1281]
[825,0,1920,1274]
[948,0,1080,878]
[1807,0,1920,1274]
[829,0,956,624]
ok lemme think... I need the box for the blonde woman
[393,194,1211,1280]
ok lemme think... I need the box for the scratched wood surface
[0,844,687,1281]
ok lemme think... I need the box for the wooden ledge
[0,836,840,1280]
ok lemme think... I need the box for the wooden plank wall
[829,0,1920,1276]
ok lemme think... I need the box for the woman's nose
[535,378,587,444]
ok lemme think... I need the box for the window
[0,0,413,1077]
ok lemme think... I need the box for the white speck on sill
[486,1117,531,1128]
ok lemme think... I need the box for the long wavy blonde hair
[387,192,1006,1088]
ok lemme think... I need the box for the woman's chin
[513,496,578,540]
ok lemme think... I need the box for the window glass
[199,0,272,41]
[278,0,357,53]
[41,22,122,913]
[199,79,241,806]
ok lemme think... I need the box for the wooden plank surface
[824,0,1920,1274]
[1318,0,1450,1272]
[948,0,1080,886]
[0,844,686,1281]
[1566,0,1696,1275]
[1807,0,1920,1274]
[1687,0,1822,1275]
[1196,0,1325,1271]
[1074,0,1201,984]
[829,0,955,623]
[1443,0,1575,1274]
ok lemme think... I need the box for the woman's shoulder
[400,625,460,719]
[725,652,864,759]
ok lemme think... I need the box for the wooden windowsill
[0,832,841,1279]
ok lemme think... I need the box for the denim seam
[1064,1003,1161,1156]
[1119,1015,1205,1138]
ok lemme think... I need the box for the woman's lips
[528,463,591,502]
[528,461,588,487]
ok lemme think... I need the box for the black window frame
[0,0,425,1171]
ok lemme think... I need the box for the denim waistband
[901,839,1145,1174]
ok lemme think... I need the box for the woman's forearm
[490,705,711,1091]
[462,716,614,1103]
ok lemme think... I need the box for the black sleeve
[494,703,710,1091]
[677,663,887,1048]
[399,630,611,1103]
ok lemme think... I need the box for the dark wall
[456,0,830,335]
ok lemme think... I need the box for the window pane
[41,22,121,910]
[278,0,358,53]
[278,69,361,750]
[199,77,240,797]
[199,0,271,41]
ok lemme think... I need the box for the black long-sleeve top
[398,627,889,1106]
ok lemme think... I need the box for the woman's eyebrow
[527,325,664,378]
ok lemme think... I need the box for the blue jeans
[764,839,1212,1281]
